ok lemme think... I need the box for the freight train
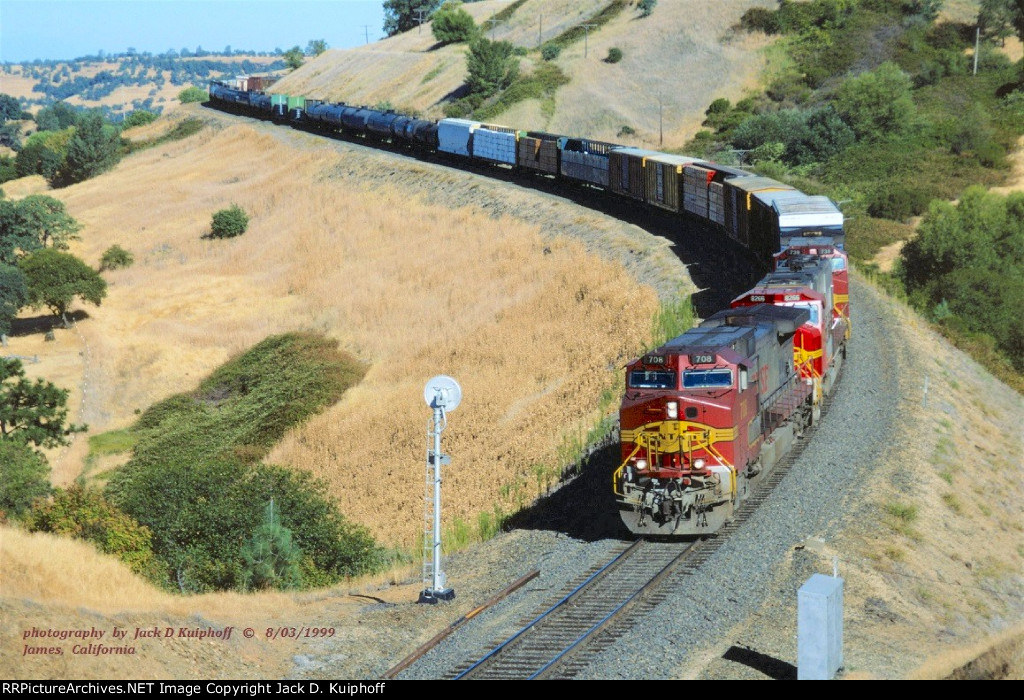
[206,79,850,537]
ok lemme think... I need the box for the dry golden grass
[1,174,50,198]
[909,623,1024,680]
[273,0,775,147]
[1,525,410,679]
[507,0,775,146]
[3,119,658,548]
[271,0,521,110]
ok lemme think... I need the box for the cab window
[682,369,732,389]
[629,370,677,389]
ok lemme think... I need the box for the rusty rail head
[381,569,541,679]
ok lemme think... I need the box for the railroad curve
[192,106,902,679]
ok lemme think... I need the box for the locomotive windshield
[682,368,733,388]
[788,302,820,325]
[629,370,676,389]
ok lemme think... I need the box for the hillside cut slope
[271,0,776,147]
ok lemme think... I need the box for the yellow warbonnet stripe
[615,420,737,496]
[620,420,736,451]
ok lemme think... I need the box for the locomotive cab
[774,238,849,335]
[615,305,810,536]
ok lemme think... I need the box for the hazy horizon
[0,0,386,63]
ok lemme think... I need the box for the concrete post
[798,573,844,680]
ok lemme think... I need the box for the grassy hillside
[2,114,660,547]
[271,0,776,146]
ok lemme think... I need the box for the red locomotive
[615,245,849,536]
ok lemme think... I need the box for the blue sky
[0,1,386,63]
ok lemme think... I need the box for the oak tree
[0,358,83,448]
[18,248,107,327]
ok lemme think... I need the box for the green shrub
[844,214,914,263]
[209,204,249,239]
[431,2,477,45]
[470,62,569,120]
[99,244,133,271]
[177,86,208,104]
[0,440,52,518]
[541,43,561,61]
[241,499,303,590]
[605,47,623,64]
[27,485,163,581]
[106,332,378,592]
[121,110,158,129]
[834,62,916,141]
[740,7,781,34]
[867,183,932,220]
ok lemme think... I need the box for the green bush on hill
[177,86,207,104]
[99,244,134,271]
[899,187,1024,371]
[0,440,52,518]
[26,485,163,581]
[209,204,249,239]
[105,333,379,592]
[432,2,477,45]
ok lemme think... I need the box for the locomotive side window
[785,301,820,325]
[682,369,733,388]
[831,257,846,271]
[629,370,677,389]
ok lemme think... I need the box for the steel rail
[382,569,540,679]
[451,540,643,679]
[528,542,694,679]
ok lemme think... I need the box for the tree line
[5,52,285,118]
[689,0,1024,383]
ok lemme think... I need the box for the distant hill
[2,53,285,119]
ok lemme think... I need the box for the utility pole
[581,23,597,58]
[657,93,664,147]
[414,7,429,34]
[484,19,505,40]
[973,25,980,76]
[361,25,371,45]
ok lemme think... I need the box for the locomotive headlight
[666,401,678,419]
[636,459,647,471]
[693,458,705,470]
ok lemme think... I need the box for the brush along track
[448,539,694,680]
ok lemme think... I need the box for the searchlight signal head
[424,375,462,413]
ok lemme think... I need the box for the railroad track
[444,368,844,680]
[447,539,692,680]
